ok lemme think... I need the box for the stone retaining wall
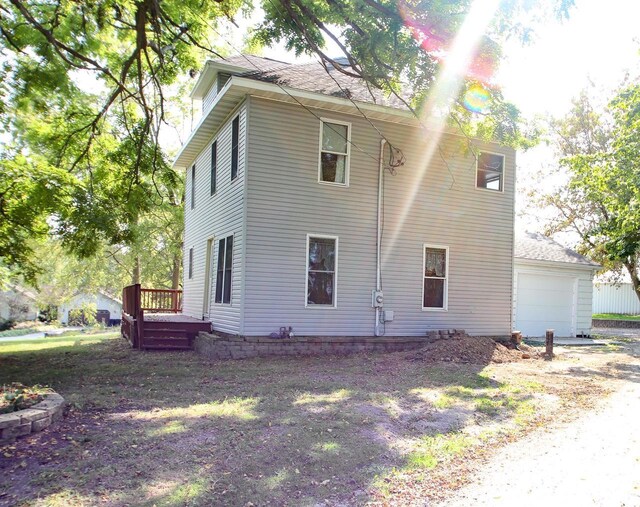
[194,330,468,360]
[0,393,65,444]
[592,319,640,329]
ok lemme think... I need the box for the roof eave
[189,61,252,99]
[514,256,601,270]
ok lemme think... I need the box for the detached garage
[513,232,600,337]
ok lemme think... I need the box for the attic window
[476,152,504,192]
[319,119,350,186]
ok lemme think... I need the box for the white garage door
[515,272,575,337]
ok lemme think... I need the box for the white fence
[593,283,640,314]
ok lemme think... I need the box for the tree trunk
[623,258,640,304]
[132,256,141,285]
[171,252,181,290]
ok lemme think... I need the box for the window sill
[318,180,349,188]
[305,304,337,309]
[422,307,448,312]
[474,186,505,194]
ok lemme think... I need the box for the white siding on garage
[182,103,246,334]
[593,283,640,314]
[513,260,595,337]
[59,293,122,324]
[243,97,515,337]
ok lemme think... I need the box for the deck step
[142,337,191,350]
[142,344,192,350]
[143,328,188,338]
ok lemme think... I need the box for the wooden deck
[121,285,211,350]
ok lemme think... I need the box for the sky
[497,0,640,118]
[496,0,640,231]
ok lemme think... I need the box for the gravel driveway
[441,341,640,507]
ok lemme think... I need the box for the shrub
[0,318,15,332]
[0,383,48,414]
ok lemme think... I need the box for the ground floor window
[306,235,337,307]
[423,245,448,310]
[215,235,233,304]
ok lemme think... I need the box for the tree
[542,83,640,303]
[0,0,573,281]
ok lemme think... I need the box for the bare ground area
[0,332,638,506]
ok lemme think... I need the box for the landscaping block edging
[0,393,65,444]
[193,332,457,360]
[592,319,640,329]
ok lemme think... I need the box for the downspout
[375,139,387,336]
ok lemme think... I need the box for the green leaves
[544,82,640,296]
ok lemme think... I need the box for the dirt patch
[405,336,541,364]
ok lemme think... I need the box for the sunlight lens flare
[463,84,491,113]
[382,0,502,267]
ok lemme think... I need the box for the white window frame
[214,234,234,306]
[475,151,505,193]
[305,234,338,309]
[422,244,449,312]
[318,118,351,187]
[188,246,194,280]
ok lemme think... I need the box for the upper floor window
[476,152,504,192]
[423,245,448,311]
[319,119,350,186]
[306,235,338,307]
[190,164,196,209]
[211,141,217,195]
[215,235,233,304]
[231,116,239,181]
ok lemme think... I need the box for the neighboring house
[59,292,122,326]
[0,285,38,322]
[593,282,640,315]
[174,55,516,337]
[513,231,600,337]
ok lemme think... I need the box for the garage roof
[514,231,600,268]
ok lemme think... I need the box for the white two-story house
[173,54,515,337]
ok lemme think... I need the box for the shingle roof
[514,231,600,267]
[215,54,409,110]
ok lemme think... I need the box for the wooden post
[511,331,522,347]
[545,329,554,358]
[136,309,145,350]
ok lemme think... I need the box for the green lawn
[0,332,610,506]
[0,325,52,338]
[593,313,640,321]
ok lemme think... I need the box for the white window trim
[475,150,505,193]
[188,246,194,280]
[318,118,351,187]
[305,233,338,309]
[214,234,234,306]
[210,139,218,197]
[422,244,449,312]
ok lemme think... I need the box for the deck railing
[140,288,182,313]
[122,284,182,315]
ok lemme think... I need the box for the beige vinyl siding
[182,102,246,334]
[202,82,218,116]
[244,97,515,336]
[576,276,595,334]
